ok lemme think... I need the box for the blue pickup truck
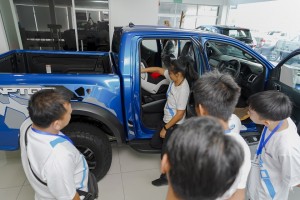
[1,25,300,181]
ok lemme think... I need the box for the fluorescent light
[92,1,108,3]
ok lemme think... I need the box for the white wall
[109,0,159,42]
[0,11,9,54]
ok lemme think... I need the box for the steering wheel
[217,59,241,79]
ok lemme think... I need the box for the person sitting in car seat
[141,56,198,186]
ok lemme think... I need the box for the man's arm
[228,189,245,200]
[73,192,80,200]
[160,110,185,138]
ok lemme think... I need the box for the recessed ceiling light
[92,1,108,3]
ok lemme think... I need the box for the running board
[129,140,161,154]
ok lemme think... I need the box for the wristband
[163,125,168,131]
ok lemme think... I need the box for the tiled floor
[0,144,168,200]
[0,144,299,200]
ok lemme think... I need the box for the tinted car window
[208,41,257,62]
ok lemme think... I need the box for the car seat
[141,59,170,95]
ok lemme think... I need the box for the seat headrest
[181,42,192,57]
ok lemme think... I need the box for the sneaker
[151,174,168,186]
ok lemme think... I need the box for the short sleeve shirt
[217,114,252,200]
[20,118,88,200]
[163,70,190,124]
[247,118,300,200]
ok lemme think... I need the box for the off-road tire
[63,122,112,181]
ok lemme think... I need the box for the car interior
[205,41,266,107]
[139,38,268,142]
[205,40,267,138]
[139,38,198,129]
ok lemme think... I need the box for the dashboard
[208,54,265,98]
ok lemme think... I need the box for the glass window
[34,6,51,31]
[207,41,258,63]
[158,3,219,29]
[198,5,219,17]
[54,7,69,31]
[141,40,158,52]
[227,29,251,38]
[16,5,36,31]
[195,16,217,27]
[14,0,74,50]
[159,3,176,14]
[176,4,197,15]
[182,16,197,29]
[13,0,109,51]
[280,54,300,89]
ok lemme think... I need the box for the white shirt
[163,70,190,124]
[247,118,300,200]
[217,114,252,200]
[20,118,88,200]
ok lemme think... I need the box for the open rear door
[266,49,300,132]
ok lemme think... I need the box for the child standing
[247,90,300,200]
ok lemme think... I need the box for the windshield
[223,29,251,39]
[208,41,257,62]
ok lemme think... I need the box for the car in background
[255,31,290,60]
[196,25,256,49]
[271,34,300,61]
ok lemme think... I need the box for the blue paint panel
[0,115,19,150]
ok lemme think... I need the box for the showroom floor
[0,143,300,200]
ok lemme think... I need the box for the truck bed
[0,50,112,74]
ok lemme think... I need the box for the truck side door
[126,34,203,141]
[267,49,300,132]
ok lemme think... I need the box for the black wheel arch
[71,102,125,144]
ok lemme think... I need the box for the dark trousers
[150,121,177,159]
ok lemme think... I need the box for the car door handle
[128,120,134,128]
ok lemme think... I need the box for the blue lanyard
[166,82,173,98]
[256,120,283,156]
[31,127,74,145]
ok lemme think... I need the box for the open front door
[266,49,300,132]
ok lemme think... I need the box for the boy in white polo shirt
[163,116,244,200]
[20,89,91,200]
[247,90,300,200]
[193,71,251,200]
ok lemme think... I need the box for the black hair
[192,71,241,121]
[28,89,72,128]
[170,56,198,85]
[166,117,244,200]
[248,90,292,121]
